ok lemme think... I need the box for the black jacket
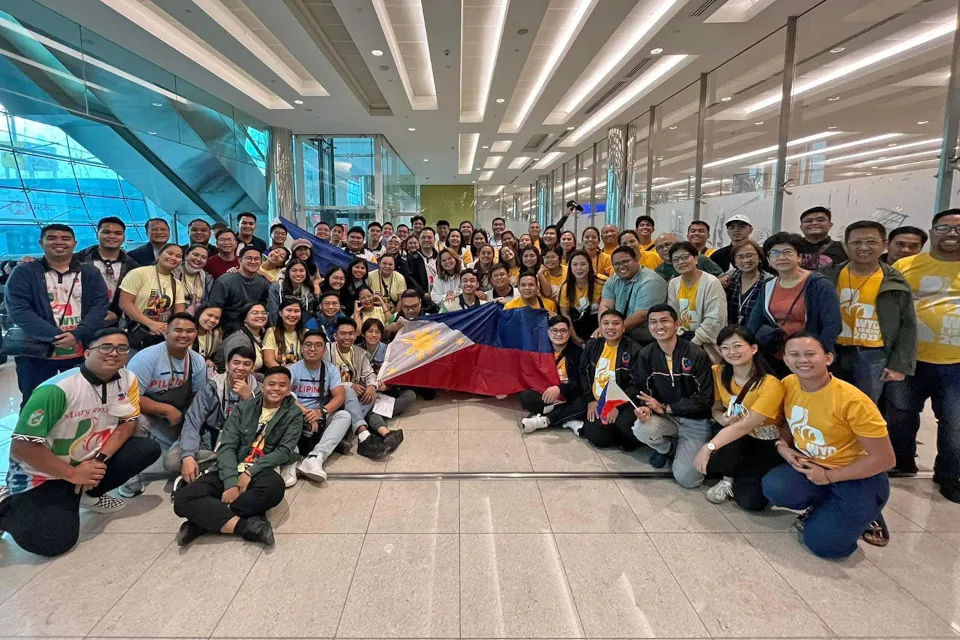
[399,252,430,295]
[208,272,271,335]
[633,339,714,419]
[578,336,642,403]
[798,237,847,270]
[215,393,303,489]
[127,242,161,267]
[75,245,139,322]
[555,342,583,400]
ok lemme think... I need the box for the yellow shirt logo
[787,405,837,460]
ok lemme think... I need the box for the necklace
[844,265,881,297]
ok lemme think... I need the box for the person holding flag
[577,310,644,449]
[632,304,715,488]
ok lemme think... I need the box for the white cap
[726,214,752,226]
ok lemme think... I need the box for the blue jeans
[834,345,887,405]
[632,415,712,488]
[884,362,960,479]
[762,464,889,559]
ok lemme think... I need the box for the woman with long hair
[693,325,785,510]
[559,230,577,265]
[176,243,213,316]
[559,250,604,341]
[541,225,559,253]
[361,317,388,374]
[445,229,465,260]
[726,240,772,326]
[289,239,322,295]
[430,248,462,306]
[352,285,388,326]
[268,259,316,325]
[263,297,304,367]
[321,265,348,313]
[219,302,269,371]
[464,229,493,264]
[259,246,290,283]
[520,246,543,275]
[498,245,521,285]
[519,234,534,251]
[368,253,406,314]
[119,242,186,349]
[194,305,222,372]
[468,244,497,290]
[343,258,369,313]
[580,226,614,277]
[501,229,519,253]
[538,246,567,303]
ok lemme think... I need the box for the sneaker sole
[81,504,127,514]
[297,466,327,482]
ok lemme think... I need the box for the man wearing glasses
[0,328,160,556]
[797,206,848,270]
[887,210,960,502]
[77,217,140,327]
[598,246,668,346]
[208,245,271,335]
[519,315,586,434]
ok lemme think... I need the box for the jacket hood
[76,245,134,263]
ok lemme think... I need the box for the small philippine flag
[597,379,633,422]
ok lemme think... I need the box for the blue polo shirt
[601,267,667,317]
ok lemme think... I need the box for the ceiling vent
[584,81,625,115]
[690,0,723,17]
[523,133,549,151]
[625,58,652,79]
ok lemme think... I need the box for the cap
[725,214,752,226]
[291,238,313,251]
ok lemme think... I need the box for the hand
[694,445,713,475]
[351,383,365,399]
[53,332,77,348]
[638,392,664,415]
[361,384,377,404]
[354,300,362,313]
[797,462,831,485]
[232,377,252,400]
[226,266,239,274]
[445,291,456,301]
[718,275,732,287]
[541,385,561,404]
[602,406,619,424]
[180,457,200,483]
[590,327,602,339]
[373,294,385,307]
[149,321,167,335]
[69,459,107,487]
[713,411,731,427]
[634,406,651,422]
[221,486,241,504]
[587,401,598,422]
[302,408,322,424]
[881,368,905,382]
[378,381,388,392]
[164,406,183,426]
[777,442,807,467]
[238,471,251,493]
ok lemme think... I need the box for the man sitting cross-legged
[282,330,353,485]
[519,315,585,433]
[0,328,160,557]
[173,366,302,547]
[164,345,261,491]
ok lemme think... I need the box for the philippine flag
[277,218,378,274]
[379,304,561,396]
[597,379,633,422]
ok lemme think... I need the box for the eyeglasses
[548,328,570,335]
[93,344,130,355]
[768,248,797,258]
[933,224,960,235]
[719,343,749,353]
[612,259,634,269]
[802,216,830,225]
[671,254,693,264]
[302,342,325,351]
[847,239,883,248]
[248,310,268,317]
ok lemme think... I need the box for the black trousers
[518,391,589,426]
[16,356,83,410]
[0,437,160,557]
[706,434,783,511]
[173,468,285,533]
[580,405,641,450]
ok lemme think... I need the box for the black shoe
[357,434,389,459]
[383,429,404,454]
[794,508,812,533]
[933,471,946,486]
[177,521,205,547]
[894,460,919,476]
[649,450,668,469]
[335,437,354,456]
[240,516,275,546]
[939,480,960,504]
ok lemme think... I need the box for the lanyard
[166,350,190,385]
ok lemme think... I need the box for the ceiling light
[459,0,510,123]
[669,125,678,130]
[479,170,494,181]
[888,143,898,146]
[408,127,416,131]
[754,121,764,125]
[652,177,729,191]
[744,18,957,114]
[650,47,664,55]
[566,126,575,130]
[476,166,481,170]
[562,55,692,147]
[458,132,480,174]
[484,156,503,169]
[491,140,513,152]
[371,49,384,56]
[827,125,838,129]
[508,156,530,169]
[532,152,565,171]
[423,158,429,162]
[499,0,598,133]
[152,102,162,107]
[705,0,778,23]
[720,96,732,102]
[886,158,941,171]
[294,99,304,104]
[496,98,505,103]
[482,145,489,149]
[852,148,940,167]
[918,120,930,124]
[820,137,941,165]
[148,131,156,135]
[751,133,903,167]
[703,131,841,168]
[371,0,437,109]
[830,47,845,53]
[828,96,840,101]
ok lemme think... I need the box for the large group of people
[0,203,956,563]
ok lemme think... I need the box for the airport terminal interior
[1,0,960,637]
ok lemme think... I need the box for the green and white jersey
[5,367,140,495]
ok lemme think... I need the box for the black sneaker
[240,516,275,546]
[794,508,812,533]
[357,434,389,459]
[939,479,960,504]
[383,429,404,454]
[335,437,353,456]
[177,520,206,547]
[648,450,668,469]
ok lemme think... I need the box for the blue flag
[278,218,378,274]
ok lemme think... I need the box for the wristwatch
[705,442,716,452]
[93,452,109,463]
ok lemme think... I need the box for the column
[606,123,635,229]
[771,17,798,232]
[935,0,960,212]
[267,127,295,222]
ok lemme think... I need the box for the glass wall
[381,137,418,225]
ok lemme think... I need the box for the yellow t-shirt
[556,352,568,384]
[589,251,614,277]
[639,250,664,270]
[120,266,186,322]
[711,366,783,440]
[703,247,716,258]
[593,341,619,400]
[262,329,301,365]
[836,266,884,348]
[541,266,567,302]
[358,306,387,324]
[677,278,700,331]
[602,246,616,258]
[559,279,603,314]
[508,266,520,286]
[258,263,282,283]
[639,241,656,252]
[239,405,279,471]
[504,296,557,312]
[894,253,960,364]
[784,375,888,469]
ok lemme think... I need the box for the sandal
[862,514,890,547]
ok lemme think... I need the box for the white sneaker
[79,493,127,513]
[561,419,584,435]
[117,475,145,498]
[297,456,328,482]
[280,463,299,488]
[521,415,550,433]
[706,477,734,504]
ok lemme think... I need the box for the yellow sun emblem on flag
[402,328,442,361]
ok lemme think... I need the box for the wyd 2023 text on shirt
[783,374,887,469]
[836,266,884,348]
[894,253,960,364]
[5,368,140,495]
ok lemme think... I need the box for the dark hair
[237,212,257,223]
[611,245,637,260]
[731,239,764,263]
[490,262,509,275]
[763,232,805,255]
[348,257,369,280]
[227,345,257,363]
[273,296,305,356]
[715,325,773,399]
[239,245,262,259]
[401,288,420,301]
[471,229,489,248]
[889,225,928,245]
[97,216,126,231]
[647,303,678,321]
[314,221,330,229]
[518,271,539,284]
[520,246,543,273]
[492,216,505,225]
[412,215,426,225]
[211,222,228,231]
[361,317,385,336]
[185,243,211,257]
[437,219,450,227]
[368,222,382,231]
[844,220,887,242]
[668,241,699,260]
[542,246,563,261]
[262,365,291,381]
[437,248,462,278]
[281,259,312,296]
[216,228,237,240]
[784,331,830,353]
[270,246,291,262]
[303,329,327,343]
[581,225,600,240]
[167,312,198,328]
[460,268,479,280]
[599,308,625,321]
[40,223,75,240]
[270,223,286,234]
[421,226,436,235]
[618,229,639,244]
[335,317,358,331]
[688,220,710,233]
[348,226,365,237]
[933,208,960,225]
[323,265,347,289]
[800,206,831,222]
[562,250,598,324]
[397,223,410,231]
[146,217,168,230]
[460,220,474,229]
[383,221,393,229]
[446,229,464,253]
[87,327,128,347]
[332,223,345,232]
[548,314,571,328]
[188,218,210,229]
[238,302,267,340]
[635,215,655,228]
[193,304,221,330]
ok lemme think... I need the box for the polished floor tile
[554,533,708,638]
[281,480,380,533]
[96,480,180,533]
[459,403,520,429]
[337,534,460,638]
[459,480,552,534]
[460,533,583,638]
[459,430,533,472]
[0,538,53,605]
[325,450,388,473]
[400,402,460,429]
[618,479,737,533]
[368,480,460,533]
[934,531,960,552]
[522,430,604,472]
[592,445,656,472]
[384,429,459,472]
[0,533,173,636]
[886,479,960,532]
[91,536,262,637]
[212,534,363,638]
[649,532,832,638]
[538,480,642,533]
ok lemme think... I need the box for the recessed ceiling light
[423,158,429,162]
[827,125,838,129]
[152,102,162,107]
[495,98,505,103]
[828,96,840,101]
[754,121,764,125]
[482,145,489,149]
[475,166,481,170]
[566,126,575,130]
[294,99,303,104]
[408,127,416,131]
[371,49,384,56]
[830,47,846,53]
[720,96,732,102]
[888,143,898,146]
[650,47,664,55]
[767,156,776,160]
[148,131,156,135]
[918,120,929,124]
